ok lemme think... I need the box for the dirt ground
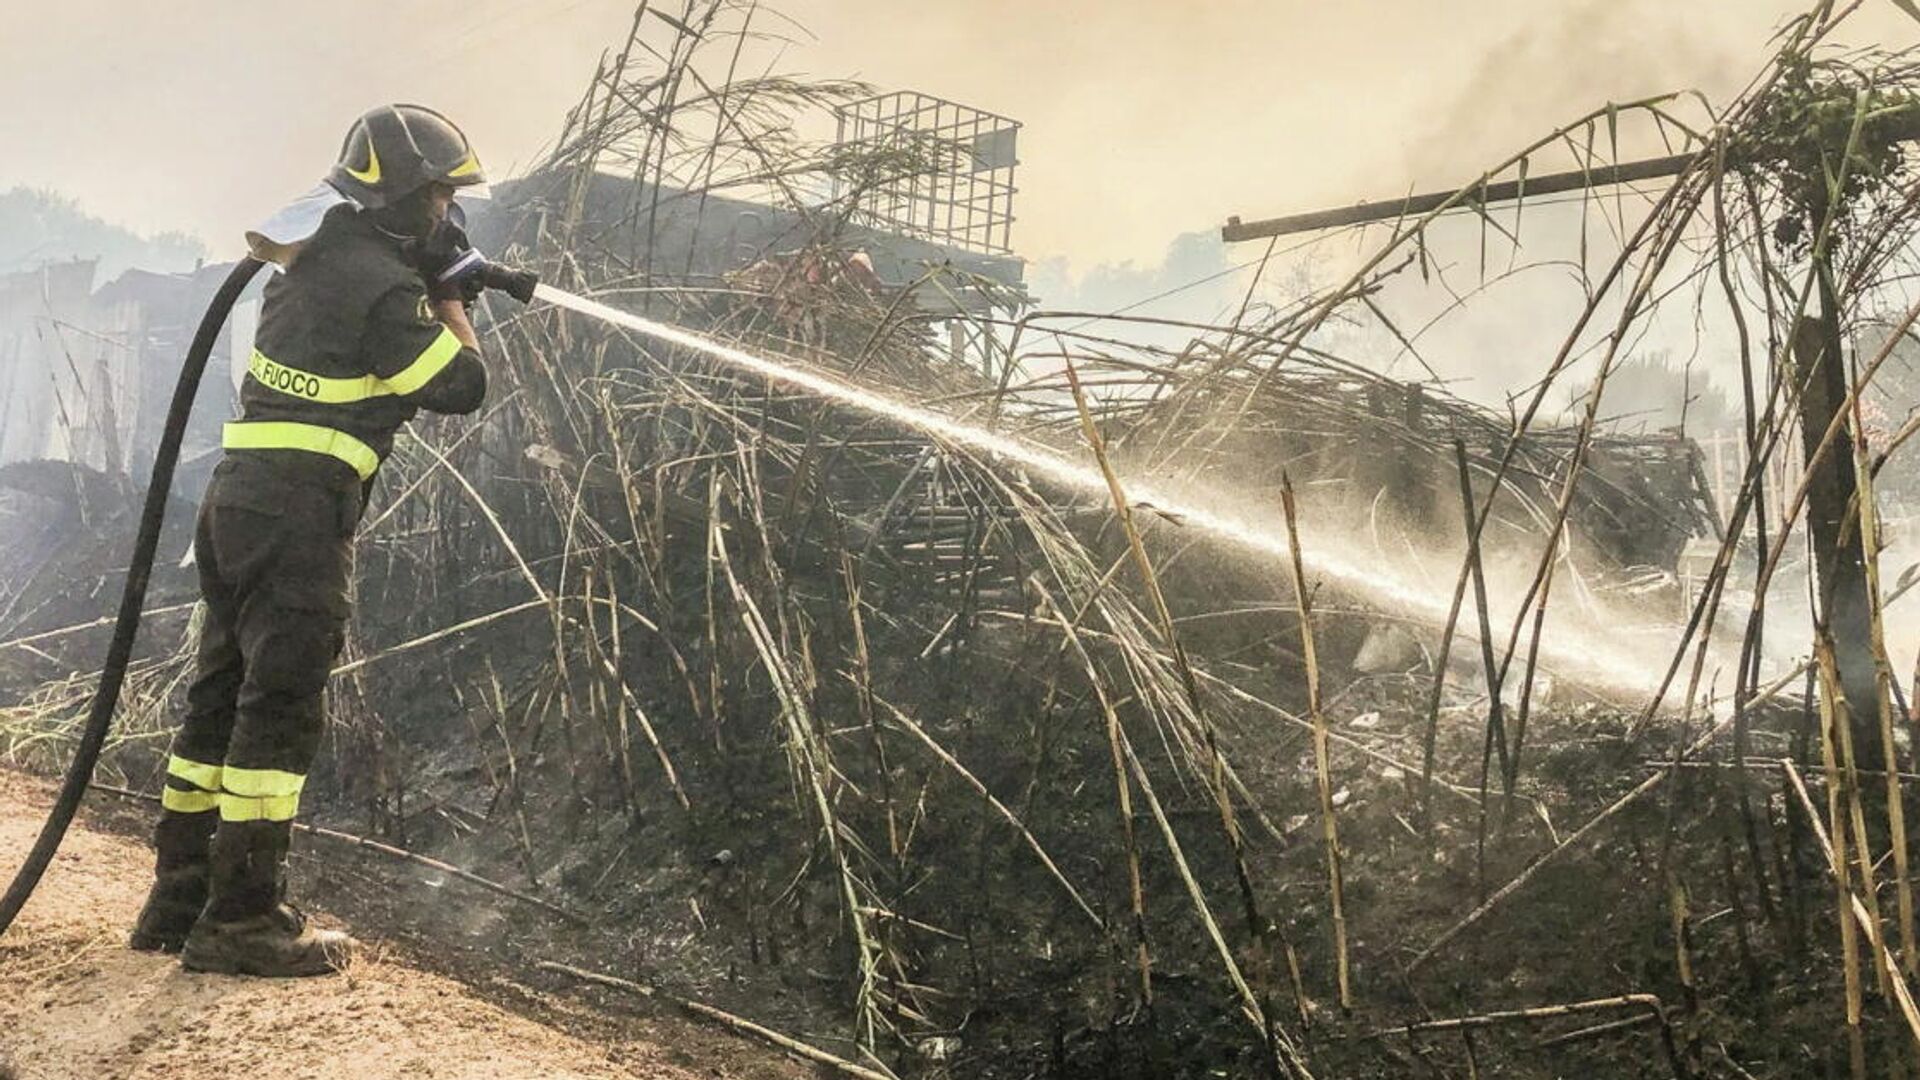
[0,770,800,1080]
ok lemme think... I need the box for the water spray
[0,268,1675,941]
[533,284,1665,694]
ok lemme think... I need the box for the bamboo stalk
[536,960,899,1080]
[1452,439,1509,899]
[1358,993,1688,1079]
[1281,473,1350,1011]
[841,556,901,865]
[1116,728,1316,1079]
[1821,628,1892,1000]
[1062,355,1300,1064]
[1027,585,1155,1006]
[480,657,543,885]
[0,603,196,654]
[712,522,888,1048]
[1850,401,1915,975]
[868,691,1104,929]
[325,599,550,679]
[1782,761,1920,1049]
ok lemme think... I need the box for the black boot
[181,819,356,977]
[129,810,218,952]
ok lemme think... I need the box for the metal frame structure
[832,91,1021,256]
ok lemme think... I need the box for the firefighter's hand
[408,221,485,304]
[432,296,482,352]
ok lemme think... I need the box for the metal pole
[1221,155,1695,242]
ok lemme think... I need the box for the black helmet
[327,104,486,209]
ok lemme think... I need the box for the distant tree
[0,187,206,284]
[1581,351,1740,436]
[1027,230,1237,334]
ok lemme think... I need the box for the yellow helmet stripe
[344,138,382,184]
[446,152,483,179]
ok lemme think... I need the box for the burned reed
[5,2,1920,1077]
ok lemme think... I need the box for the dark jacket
[227,205,485,486]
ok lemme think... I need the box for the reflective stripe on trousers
[159,755,307,822]
[161,754,222,814]
[219,766,307,823]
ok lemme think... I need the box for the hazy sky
[0,1,1908,271]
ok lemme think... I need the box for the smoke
[1026,230,1243,351]
[1399,0,1748,182]
[7,1,1899,273]
[0,188,207,283]
[3,1,1907,419]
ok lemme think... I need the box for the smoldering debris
[4,3,1920,1078]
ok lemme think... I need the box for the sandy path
[0,771,704,1080]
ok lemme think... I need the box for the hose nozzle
[479,262,539,304]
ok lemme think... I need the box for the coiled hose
[0,256,266,937]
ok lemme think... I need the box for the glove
[407,221,486,304]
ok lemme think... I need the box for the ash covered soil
[0,770,805,1080]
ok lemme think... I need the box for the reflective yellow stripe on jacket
[381,327,461,394]
[219,766,306,823]
[246,327,460,402]
[249,350,389,404]
[235,327,460,477]
[224,421,381,480]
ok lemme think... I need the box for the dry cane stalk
[1030,584,1154,1007]
[712,523,887,1049]
[536,960,900,1080]
[991,608,1493,809]
[1814,634,1872,1071]
[840,556,901,864]
[1850,410,1915,976]
[1359,993,1688,1079]
[1829,628,1891,999]
[1783,761,1920,1051]
[1659,736,1698,1013]
[1062,356,1300,1066]
[1281,474,1351,1012]
[1452,440,1507,901]
[481,657,543,885]
[1413,660,1812,969]
[605,570,638,814]
[867,692,1104,930]
[1115,727,1315,1079]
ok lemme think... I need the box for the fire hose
[0,241,538,938]
[0,255,267,936]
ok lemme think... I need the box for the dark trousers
[156,454,359,917]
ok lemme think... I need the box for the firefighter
[129,105,518,976]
